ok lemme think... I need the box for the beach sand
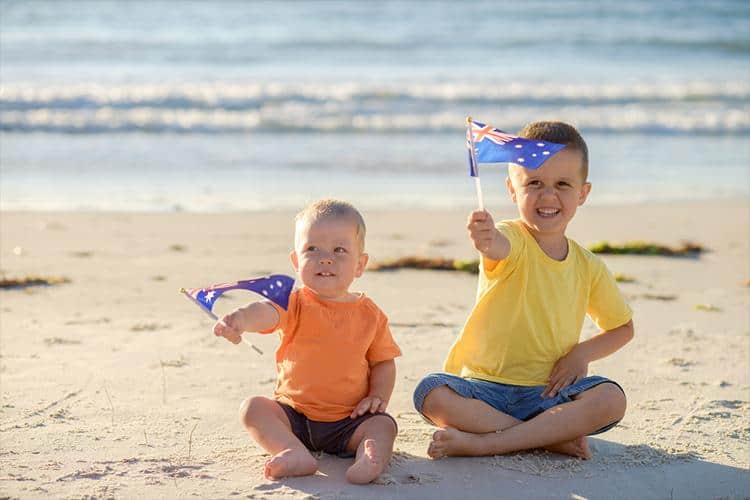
[1,201,748,499]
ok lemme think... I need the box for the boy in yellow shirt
[214,199,401,483]
[413,121,634,459]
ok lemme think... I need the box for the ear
[578,182,592,206]
[505,176,518,203]
[290,250,299,273]
[355,252,369,278]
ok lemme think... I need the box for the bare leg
[238,396,318,479]
[427,383,625,458]
[344,415,397,484]
[422,385,590,458]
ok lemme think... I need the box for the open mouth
[317,272,336,277]
[536,208,560,218]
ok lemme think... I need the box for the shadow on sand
[262,440,748,500]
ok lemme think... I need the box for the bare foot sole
[346,439,385,484]
[264,448,318,480]
[544,436,591,459]
[428,428,487,458]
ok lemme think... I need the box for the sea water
[1,0,748,211]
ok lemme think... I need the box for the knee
[421,386,453,420]
[238,396,270,428]
[370,414,398,437]
[594,383,627,422]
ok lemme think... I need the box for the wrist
[572,344,592,365]
[367,392,387,402]
[233,306,254,330]
[483,249,502,262]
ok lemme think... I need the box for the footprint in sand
[130,322,171,332]
[65,317,110,325]
[666,357,695,368]
[43,337,81,346]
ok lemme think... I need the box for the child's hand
[350,395,387,419]
[467,209,505,260]
[213,314,243,345]
[542,346,589,398]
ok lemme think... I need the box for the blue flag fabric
[466,121,566,175]
[185,274,295,312]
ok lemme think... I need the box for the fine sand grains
[0,206,748,499]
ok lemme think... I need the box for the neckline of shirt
[515,219,572,266]
[300,286,365,307]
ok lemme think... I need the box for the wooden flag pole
[179,288,264,355]
[466,116,484,210]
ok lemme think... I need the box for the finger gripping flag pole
[179,288,264,355]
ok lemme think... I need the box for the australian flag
[467,121,566,176]
[185,274,295,312]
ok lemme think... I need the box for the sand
[1,201,748,499]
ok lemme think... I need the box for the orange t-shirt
[260,287,401,422]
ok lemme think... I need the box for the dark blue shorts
[413,373,624,435]
[278,402,398,458]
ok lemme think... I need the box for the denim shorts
[278,402,398,458]
[413,373,624,435]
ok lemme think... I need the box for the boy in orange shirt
[213,199,401,484]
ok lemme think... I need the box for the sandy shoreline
[1,201,748,499]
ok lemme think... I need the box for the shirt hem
[456,369,547,387]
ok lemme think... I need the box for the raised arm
[213,301,280,345]
[467,209,511,263]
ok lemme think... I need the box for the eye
[305,245,318,252]
[528,180,541,187]
[334,247,347,254]
[558,181,572,188]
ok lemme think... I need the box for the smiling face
[506,148,591,243]
[291,215,368,302]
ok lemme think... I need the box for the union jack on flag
[184,274,295,312]
[466,120,566,176]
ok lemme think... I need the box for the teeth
[538,208,559,215]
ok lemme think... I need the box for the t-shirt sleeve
[366,310,402,365]
[257,290,296,334]
[483,220,524,281]
[587,259,633,331]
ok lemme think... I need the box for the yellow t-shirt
[443,219,632,386]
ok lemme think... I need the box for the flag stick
[474,177,485,211]
[179,288,264,355]
[466,116,484,210]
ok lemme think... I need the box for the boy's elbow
[622,319,635,343]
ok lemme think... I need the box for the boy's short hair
[295,199,367,251]
[518,121,589,181]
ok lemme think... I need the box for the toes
[427,443,444,459]
[362,439,378,459]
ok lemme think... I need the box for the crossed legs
[421,382,626,458]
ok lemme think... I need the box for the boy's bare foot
[264,448,317,480]
[428,428,592,460]
[428,428,487,458]
[544,436,591,459]
[345,439,385,484]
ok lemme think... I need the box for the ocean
[1,0,748,211]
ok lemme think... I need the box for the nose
[319,255,333,265]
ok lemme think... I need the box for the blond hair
[294,199,366,251]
